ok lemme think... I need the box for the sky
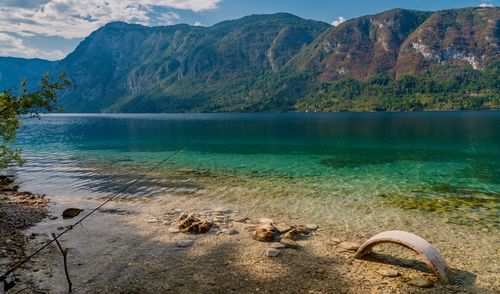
[0,0,498,61]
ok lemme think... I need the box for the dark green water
[14,112,500,227]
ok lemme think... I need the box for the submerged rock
[273,224,292,233]
[281,226,307,240]
[279,238,300,249]
[168,227,180,234]
[259,218,274,224]
[266,248,281,257]
[147,218,160,224]
[62,208,83,219]
[176,213,213,234]
[305,224,319,230]
[376,269,400,277]
[176,240,195,248]
[226,228,239,235]
[408,277,433,288]
[270,242,286,249]
[338,242,360,251]
[253,224,276,242]
[233,216,249,223]
[330,238,342,244]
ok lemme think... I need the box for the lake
[13,112,500,229]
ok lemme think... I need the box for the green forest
[296,63,500,112]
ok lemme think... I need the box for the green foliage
[0,74,70,168]
[296,64,500,112]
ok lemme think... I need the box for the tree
[0,74,70,168]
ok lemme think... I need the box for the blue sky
[0,0,498,60]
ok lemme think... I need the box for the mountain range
[0,7,499,112]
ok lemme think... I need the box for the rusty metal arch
[354,230,449,283]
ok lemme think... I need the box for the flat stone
[166,210,179,215]
[270,242,286,249]
[281,228,303,240]
[244,225,257,232]
[338,242,360,251]
[408,277,433,288]
[376,269,400,277]
[147,218,160,224]
[330,238,342,244]
[266,248,281,257]
[176,240,194,248]
[273,224,292,233]
[305,224,319,230]
[280,238,300,249]
[233,216,249,223]
[226,228,239,235]
[168,227,180,233]
[259,218,274,224]
[213,207,231,213]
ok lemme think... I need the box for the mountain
[0,8,498,112]
[0,57,54,91]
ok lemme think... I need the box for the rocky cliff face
[395,8,500,76]
[292,9,432,81]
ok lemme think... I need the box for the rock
[176,240,195,248]
[259,218,274,224]
[4,239,11,244]
[296,226,310,234]
[213,207,231,213]
[273,224,292,233]
[376,269,400,277]
[226,228,239,235]
[270,242,286,249]
[330,238,342,244]
[280,238,300,249]
[305,224,319,230]
[57,226,65,231]
[168,227,180,233]
[338,242,360,251]
[49,216,58,220]
[62,208,83,219]
[147,218,160,224]
[408,277,433,288]
[244,225,257,232]
[266,248,281,257]
[176,213,213,234]
[281,228,304,240]
[253,224,276,242]
[233,216,249,223]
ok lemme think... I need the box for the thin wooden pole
[51,233,72,293]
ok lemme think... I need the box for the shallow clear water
[13,112,500,228]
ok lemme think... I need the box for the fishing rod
[1,139,196,291]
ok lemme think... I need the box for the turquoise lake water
[13,112,500,228]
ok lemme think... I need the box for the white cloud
[332,16,346,27]
[0,0,222,39]
[156,11,181,25]
[479,3,494,7]
[194,21,203,26]
[0,32,65,60]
